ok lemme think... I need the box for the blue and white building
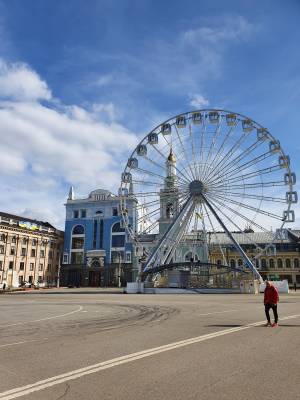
[61,187,136,287]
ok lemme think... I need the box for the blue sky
[0,0,300,228]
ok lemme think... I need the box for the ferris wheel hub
[189,180,205,196]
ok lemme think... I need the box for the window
[294,258,299,269]
[71,252,84,264]
[72,237,84,249]
[238,259,243,266]
[63,254,68,264]
[0,234,5,241]
[39,263,43,271]
[9,261,13,269]
[112,207,118,216]
[22,237,27,245]
[112,222,125,233]
[28,275,33,283]
[81,209,86,218]
[261,259,267,269]
[73,225,84,235]
[49,250,53,259]
[286,259,291,269]
[40,250,45,258]
[30,263,34,271]
[21,248,26,256]
[0,245,4,254]
[10,247,15,255]
[19,276,24,285]
[11,236,16,243]
[95,210,103,215]
[32,239,37,246]
[38,276,43,283]
[112,235,125,247]
[230,259,236,268]
[100,220,104,248]
[19,262,25,270]
[0,261,3,270]
[269,259,274,268]
[31,249,36,257]
[48,264,52,271]
[73,210,79,219]
[277,258,283,268]
[126,252,131,262]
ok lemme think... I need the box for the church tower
[159,149,179,235]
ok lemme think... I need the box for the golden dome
[167,149,176,163]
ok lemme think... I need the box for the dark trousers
[265,303,278,323]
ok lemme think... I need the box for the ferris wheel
[120,109,297,282]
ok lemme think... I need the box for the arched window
[269,259,274,269]
[112,222,125,232]
[286,259,291,269]
[261,259,267,269]
[95,210,103,215]
[294,258,299,269]
[230,259,236,268]
[277,258,283,268]
[166,203,174,219]
[73,225,84,235]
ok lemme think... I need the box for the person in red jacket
[264,280,279,327]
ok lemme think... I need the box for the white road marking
[0,340,37,348]
[0,313,299,400]
[198,309,238,316]
[0,306,83,328]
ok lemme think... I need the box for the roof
[0,211,56,230]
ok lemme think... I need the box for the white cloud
[0,58,51,101]
[0,60,139,228]
[189,94,210,108]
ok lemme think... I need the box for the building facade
[61,188,136,287]
[0,212,64,288]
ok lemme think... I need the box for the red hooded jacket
[264,285,279,305]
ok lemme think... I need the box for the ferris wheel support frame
[201,193,263,283]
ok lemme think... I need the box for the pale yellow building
[0,212,64,288]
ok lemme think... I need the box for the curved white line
[0,306,83,328]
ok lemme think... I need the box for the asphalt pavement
[0,288,299,400]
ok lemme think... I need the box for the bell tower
[159,149,179,235]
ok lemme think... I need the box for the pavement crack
[55,382,70,400]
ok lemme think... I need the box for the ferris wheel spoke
[135,198,162,209]
[207,195,274,232]
[137,207,161,223]
[150,141,193,182]
[206,138,264,183]
[188,122,198,180]
[211,193,283,220]
[134,167,167,181]
[202,202,228,264]
[174,125,196,180]
[141,220,159,234]
[213,180,285,191]
[209,164,283,187]
[132,180,164,187]
[210,190,286,203]
[143,154,190,185]
[203,123,238,181]
[208,150,274,186]
[201,119,222,180]
[163,203,195,265]
[204,132,249,182]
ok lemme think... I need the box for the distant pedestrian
[294,282,297,292]
[2,283,6,290]
[264,280,279,327]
